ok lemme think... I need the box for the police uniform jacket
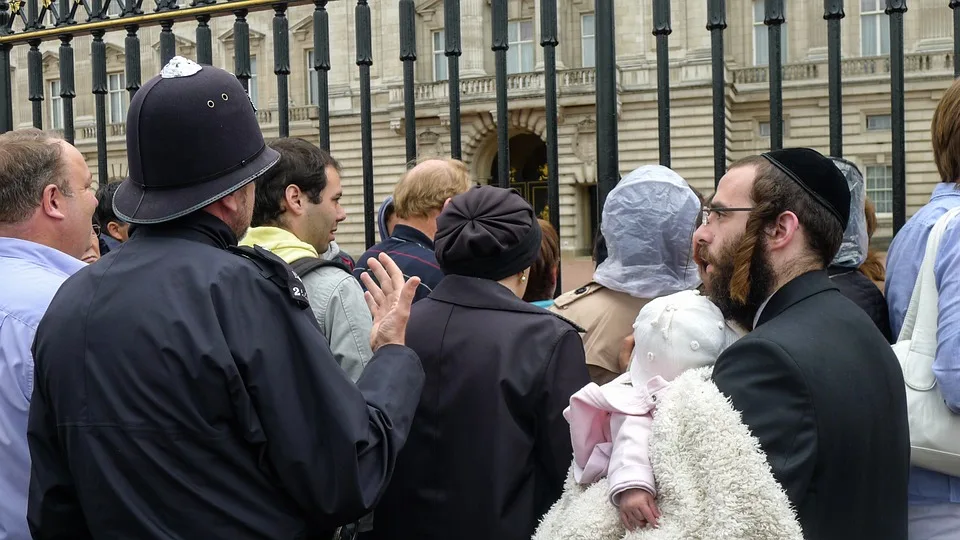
[712,271,909,540]
[369,275,590,540]
[27,212,425,539]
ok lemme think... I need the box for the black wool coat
[713,271,910,540]
[368,275,590,540]
[828,265,893,343]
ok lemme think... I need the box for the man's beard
[697,233,776,331]
[228,189,253,240]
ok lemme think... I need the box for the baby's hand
[619,488,660,531]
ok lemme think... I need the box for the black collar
[391,224,435,250]
[131,211,238,250]
[429,275,584,331]
[756,269,839,328]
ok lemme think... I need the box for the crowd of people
[1,55,958,540]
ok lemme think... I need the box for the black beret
[434,186,542,282]
[761,148,851,229]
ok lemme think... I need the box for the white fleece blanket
[533,368,804,540]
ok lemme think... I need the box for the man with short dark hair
[0,128,95,540]
[693,148,910,539]
[240,137,371,381]
[94,181,129,254]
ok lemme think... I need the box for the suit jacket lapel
[756,270,839,328]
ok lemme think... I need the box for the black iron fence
[0,0,948,274]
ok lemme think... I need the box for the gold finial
[10,0,20,13]
[41,0,52,9]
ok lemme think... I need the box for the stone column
[534,0,566,71]
[806,1,828,61]
[460,0,486,77]
[917,1,952,52]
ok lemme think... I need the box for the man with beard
[693,148,909,540]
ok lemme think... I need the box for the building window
[433,30,447,81]
[307,49,319,105]
[861,0,889,57]
[248,55,258,108]
[759,121,771,137]
[753,0,788,66]
[108,73,126,124]
[581,13,595,68]
[49,80,63,130]
[866,165,893,214]
[507,20,535,74]
[866,113,892,131]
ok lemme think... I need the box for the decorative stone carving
[390,117,403,134]
[572,116,597,165]
[417,128,444,159]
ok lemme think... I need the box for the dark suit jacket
[368,275,590,540]
[713,271,909,540]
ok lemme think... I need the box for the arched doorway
[490,133,550,221]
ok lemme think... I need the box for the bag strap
[290,256,351,278]
[897,206,960,352]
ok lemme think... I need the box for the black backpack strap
[290,256,351,278]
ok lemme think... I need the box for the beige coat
[550,283,650,384]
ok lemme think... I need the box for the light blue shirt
[886,182,960,505]
[0,238,84,539]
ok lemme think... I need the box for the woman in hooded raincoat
[550,166,702,384]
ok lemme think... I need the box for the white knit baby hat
[629,289,741,384]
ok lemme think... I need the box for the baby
[564,290,741,531]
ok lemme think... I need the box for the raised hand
[360,253,421,351]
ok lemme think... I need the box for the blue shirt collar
[0,237,86,278]
[931,182,960,201]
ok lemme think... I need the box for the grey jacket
[302,266,373,382]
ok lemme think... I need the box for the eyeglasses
[700,206,755,226]
[92,224,101,237]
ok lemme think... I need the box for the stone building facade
[6,0,957,255]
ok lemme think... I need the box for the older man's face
[58,142,98,259]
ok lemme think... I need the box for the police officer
[27,58,425,539]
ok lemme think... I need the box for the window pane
[435,52,447,81]
[521,43,534,72]
[110,93,121,123]
[249,57,258,107]
[582,14,595,37]
[861,0,877,12]
[867,114,891,130]
[582,36,596,68]
[755,26,769,66]
[508,21,519,42]
[434,30,444,52]
[759,121,771,137]
[520,20,534,42]
[754,0,764,23]
[866,166,894,214]
[862,14,878,56]
[880,17,890,55]
[507,48,519,74]
[307,50,317,105]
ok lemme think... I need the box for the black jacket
[828,265,893,343]
[368,275,590,540]
[27,212,425,539]
[713,271,909,540]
